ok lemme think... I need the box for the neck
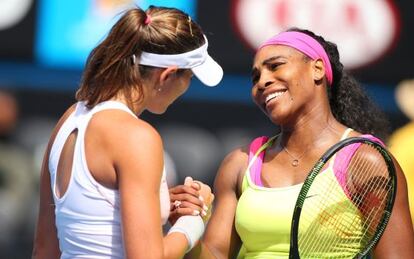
[279,108,342,152]
[111,92,146,116]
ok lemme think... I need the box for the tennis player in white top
[32,6,222,259]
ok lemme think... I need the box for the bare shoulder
[89,109,162,148]
[47,103,77,149]
[89,110,163,172]
[214,144,249,196]
[222,146,249,167]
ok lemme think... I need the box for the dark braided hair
[287,28,391,141]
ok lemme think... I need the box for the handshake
[167,177,215,251]
[169,176,215,225]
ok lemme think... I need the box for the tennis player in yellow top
[178,28,414,258]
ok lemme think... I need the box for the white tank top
[49,101,170,258]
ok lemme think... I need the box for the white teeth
[265,91,285,103]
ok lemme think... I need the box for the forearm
[185,241,219,259]
[165,215,206,258]
[163,232,188,259]
[31,238,61,259]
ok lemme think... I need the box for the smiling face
[251,45,319,126]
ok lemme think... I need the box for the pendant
[292,159,299,167]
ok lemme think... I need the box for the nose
[257,70,274,90]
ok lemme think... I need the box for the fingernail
[184,176,193,185]
[203,205,208,211]
[199,196,204,202]
[192,210,200,216]
[202,210,207,217]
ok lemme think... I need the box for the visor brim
[191,55,223,87]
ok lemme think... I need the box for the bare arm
[373,157,414,259]
[31,145,61,259]
[187,148,248,259]
[111,116,192,259]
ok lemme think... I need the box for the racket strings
[355,147,390,242]
[297,143,392,258]
[317,151,367,253]
[347,145,391,243]
[299,169,360,256]
[299,172,361,257]
[341,144,390,247]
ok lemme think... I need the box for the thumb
[184,176,193,186]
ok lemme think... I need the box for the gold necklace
[283,146,306,167]
[281,125,330,167]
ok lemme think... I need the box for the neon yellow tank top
[235,129,364,258]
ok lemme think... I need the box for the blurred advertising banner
[198,0,411,84]
[0,0,35,60]
[35,0,197,68]
[0,0,412,86]
[232,0,399,70]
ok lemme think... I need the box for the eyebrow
[262,55,285,66]
[251,55,285,75]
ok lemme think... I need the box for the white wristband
[167,215,205,252]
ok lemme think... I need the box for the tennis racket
[289,137,397,259]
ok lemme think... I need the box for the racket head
[289,137,397,259]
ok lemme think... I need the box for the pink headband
[259,31,333,86]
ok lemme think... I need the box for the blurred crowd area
[1,80,414,257]
[0,89,38,258]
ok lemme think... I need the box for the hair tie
[144,14,152,25]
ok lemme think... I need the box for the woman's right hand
[190,178,214,223]
[168,177,214,225]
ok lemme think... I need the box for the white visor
[138,35,223,87]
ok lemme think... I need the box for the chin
[267,111,286,126]
[151,110,167,115]
[148,107,167,115]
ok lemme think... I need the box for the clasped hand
[168,177,214,225]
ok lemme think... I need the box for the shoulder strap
[89,100,137,118]
[331,133,385,199]
[332,133,385,170]
[327,128,353,169]
[340,128,354,140]
[248,136,269,186]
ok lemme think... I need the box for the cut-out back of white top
[49,101,170,258]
